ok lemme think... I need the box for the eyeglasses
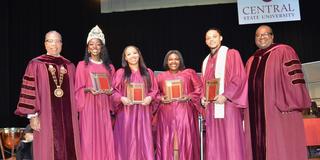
[255,32,272,38]
[45,39,62,43]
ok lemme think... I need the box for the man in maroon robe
[244,25,312,160]
[201,28,248,160]
[15,31,81,160]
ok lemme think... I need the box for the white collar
[46,53,60,57]
[89,58,103,64]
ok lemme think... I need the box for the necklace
[48,65,67,97]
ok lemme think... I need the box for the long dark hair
[84,39,112,72]
[163,50,185,71]
[121,45,151,90]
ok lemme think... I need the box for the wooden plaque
[91,73,111,91]
[165,79,183,100]
[205,78,220,101]
[127,83,145,104]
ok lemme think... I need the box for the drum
[0,128,24,149]
[0,127,25,159]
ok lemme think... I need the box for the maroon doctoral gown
[244,44,312,160]
[15,54,81,160]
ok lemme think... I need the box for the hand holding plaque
[121,96,132,106]
[101,87,113,95]
[178,95,190,102]
[141,96,152,106]
[161,95,172,104]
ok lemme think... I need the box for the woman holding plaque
[75,25,115,160]
[112,45,158,160]
[155,50,202,160]
[201,27,248,160]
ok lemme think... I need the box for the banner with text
[237,0,301,25]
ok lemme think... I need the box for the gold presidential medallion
[48,65,67,98]
[54,88,64,97]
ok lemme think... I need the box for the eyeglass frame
[255,32,273,38]
[45,39,62,43]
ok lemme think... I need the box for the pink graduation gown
[202,48,248,160]
[75,61,115,160]
[155,69,202,160]
[112,68,158,160]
